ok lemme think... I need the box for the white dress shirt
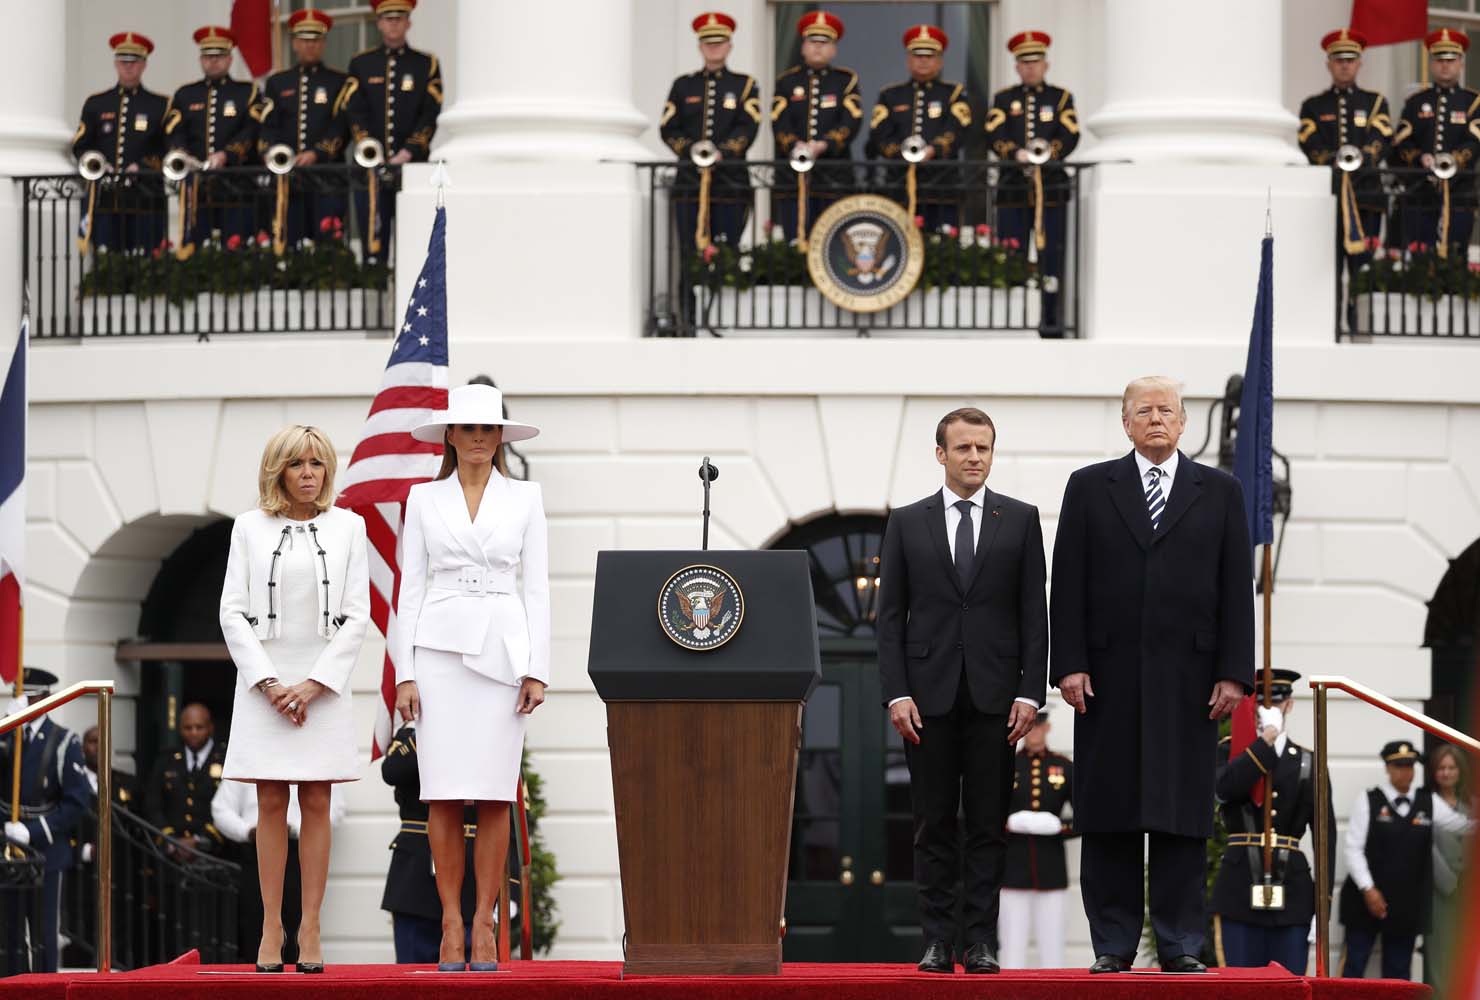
[1343,779,1476,891]
[211,779,347,843]
[1133,449,1180,506]
[184,738,215,774]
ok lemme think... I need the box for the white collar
[188,738,215,766]
[941,483,988,509]
[1134,449,1180,484]
[1379,778,1416,804]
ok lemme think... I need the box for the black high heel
[296,961,325,974]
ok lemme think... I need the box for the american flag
[337,206,449,758]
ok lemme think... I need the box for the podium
[588,550,821,976]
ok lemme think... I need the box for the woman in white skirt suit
[219,425,369,974]
[391,383,549,972]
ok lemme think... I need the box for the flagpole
[1260,543,1275,900]
[6,611,20,861]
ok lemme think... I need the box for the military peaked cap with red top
[798,11,843,42]
[193,25,236,54]
[692,12,736,41]
[1008,30,1051,61]
[902,24,947,54]
[109,31,154,60]
[1321,28,1367,58]
[371,0,416,15]
[1427,27,1470,57]
[289,9,334,37]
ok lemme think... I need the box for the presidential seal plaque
[658,564,745,651]
[805,193,924,312]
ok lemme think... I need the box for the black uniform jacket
[1212,735,1335,926]
[1298,86,1392,207]
[347,44,442,161]
[165,77,262,164]
[661,67,761,195]
[1393,85,1480,202]
[74,85,170,170]
[1003,749,1075,890]
[146,741,228,849]
[877,487,1048,717]
[984,82,1079,206]
[771,64,863,157]
[379,725,477,922]
[865,78,971,160]
[256,62,356,160]
[0,718,90,870]
[1050,452,1255,838]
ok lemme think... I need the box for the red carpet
[0,958,1431,1000]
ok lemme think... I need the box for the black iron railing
[641,160,1082,338]
[1335,165,1480,340]
[21,165,398,339]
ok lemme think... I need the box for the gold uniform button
[185,813,193,822]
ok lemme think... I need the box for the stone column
[0,2,72,175]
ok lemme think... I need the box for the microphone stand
[698,457,719,550]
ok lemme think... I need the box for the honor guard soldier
[1340,740,1475,980]
[164,26,264,247]
[256,10,357,243]
[1,669,91,974]
[1392,29,1480,255]
[984,31,1078,337]
[380,724,481,962]
[771,11,862,242]
[661,12,762,258]
[1299,30,1392,329]
[864,25,972,232]
[1211,670,1334,974]
[348,0,444,252]
[145,702,227,860]
[73,32,169,253]
[998,709,1075,969]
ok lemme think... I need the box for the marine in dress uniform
[1298,29,1391,305]
[164,26,264,247]
[660,12,762,256]
[145,702,227,857]
[864,25,972,232]
[379,724,480,963]
[770,11,862,242]
[984,31,1079,338]
[72,32,169,253]
[997,709,1075,969]
[1391,29,1480,254]
[1339,740,1475,980]
[1210,670,1335,974]
[347,0,443,254]
[255,10,357,245]
[1,669,91,974]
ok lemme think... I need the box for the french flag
[0,316,24,687]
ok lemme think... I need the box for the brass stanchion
[97,688,112,973]
[1314,683,1330,978]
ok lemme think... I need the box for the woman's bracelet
[256,678,280,692]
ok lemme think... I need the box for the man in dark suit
[878,406,1048,975]
[1050,376,1255,974]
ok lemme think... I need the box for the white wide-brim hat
[411,383,541,444]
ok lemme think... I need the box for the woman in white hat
[219,425,369,974]
[390,383,548,973]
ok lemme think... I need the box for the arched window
[1424,537,1480,743]
[768,513,888,639]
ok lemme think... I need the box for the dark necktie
[1145,467,1166,530]
[954,499,975,585]
[1395,795,1410,815]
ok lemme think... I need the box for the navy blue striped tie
[1145,467,1166,530]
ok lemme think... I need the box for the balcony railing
[640,160,1082,338]
[20,165,398,339]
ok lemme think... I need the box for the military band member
[661,12,762,256]
[984,31,1078,338]
[1210,670,1334,974]
[145,702,228,859]
[256,10,357,244]
[770,11,862,242]
[72,32,169,252]
[864,25,972,232]
[1391,29,1480,254]
[997,709,1074,969]
[1339,740,1475,980]
[1,669,91,974]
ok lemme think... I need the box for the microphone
[698,459,720,483]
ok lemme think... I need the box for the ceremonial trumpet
[1025,137,1053,166]
[1432,151,1458,180]
[901,134,930,163]
[162,148,203,181]
[1335,144,1364,172]
[265,143,295,175]
[690,139,719,168]
[789,143,816,174]
[78,150,109,181]
[353,136,385,169]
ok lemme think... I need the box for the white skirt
[414,646,527,802]
[221,669,361,783]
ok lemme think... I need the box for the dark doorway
[1423,536,1480,752]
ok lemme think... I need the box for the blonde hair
[257,425,338,514]
[1121,376,1186,418]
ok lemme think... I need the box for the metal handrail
[1308,674,1479,979]
[2,680,117,973]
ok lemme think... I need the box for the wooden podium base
[608,701,801,978]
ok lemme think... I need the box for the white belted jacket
[389,474,551,688]
[218,506,370,693]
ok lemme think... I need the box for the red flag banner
[231,0,274,78]
[1227,694,1265,806]
[1350,0,1427,46]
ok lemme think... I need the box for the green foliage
[1348,245,1480,300]
[516,753,561,955]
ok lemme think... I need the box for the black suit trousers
[903,672,1013,947]
[1080,830,1206,962]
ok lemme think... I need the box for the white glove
[82,843,95,864]
[4,821,30,846]
[1257,706,1284,736]
[1006,810,1064,836]
[3,695,27,719]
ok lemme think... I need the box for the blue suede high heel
[469,961,499,972]
[436,961,467,972]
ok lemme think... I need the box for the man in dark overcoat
[1049,375,1255,973]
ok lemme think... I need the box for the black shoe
[254,963,284,973]
[962,943,999,974]
[296,962,324,974]
[1162,955,1207,974]
[1089,954,1132,974]
[917,940,954,974]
